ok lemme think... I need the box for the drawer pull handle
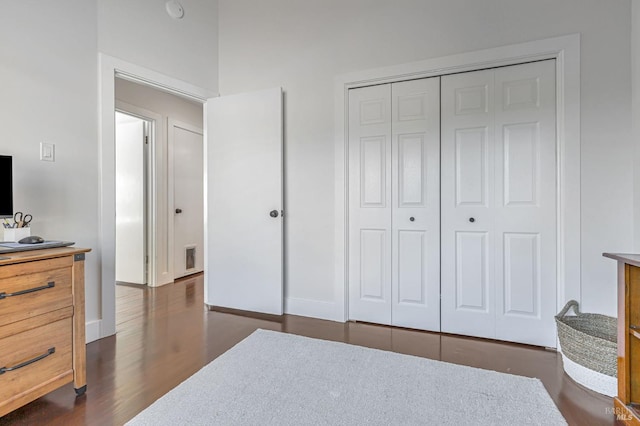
[0,347,55,375]
[0,281,55,300]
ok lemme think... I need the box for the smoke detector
[166,1,184,19]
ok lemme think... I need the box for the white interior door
[441,68,496,338]
[172,121,204,279]
[348,78,440,331]
[390,78,440,331]
[493,61,557,346]
[348,84,392,325]
[205,87,283,315]
[115,112,147,285]
[441,60,557,347]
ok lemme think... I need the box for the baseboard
[85,319,102,344]
[284,297,345,322]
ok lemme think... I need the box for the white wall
[0,0,101,327]
[218,0,634,317]
[1,1,217,342]
[1,0,633,338]
[98,0,219,92]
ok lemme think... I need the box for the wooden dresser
[0,247,90,417]
[604,253,640,425]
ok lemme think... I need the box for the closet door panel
[398,134,426,206]
[455,127,489,206]
[455,231,489,311]
[441,69,496,338]
[397,230,426,303]
[503,233,539,314]
[391,77,440,331]
[348,84,392,325]
[494,60,556,347]
[502,122,539,205]
[359,229,387,300]
[442,60,557,347]
[360,136,387,206]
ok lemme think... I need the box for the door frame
[168,119,204,279]
[334,34,581,323]
[98,54,215,340]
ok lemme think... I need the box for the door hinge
[145,255,149,264]
[144,136,149,145]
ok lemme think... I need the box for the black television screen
[0,156,13,218]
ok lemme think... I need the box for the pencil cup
[3,227,31,242]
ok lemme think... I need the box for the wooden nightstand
[0,247,90,417]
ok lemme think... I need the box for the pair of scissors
[14,212,32,228]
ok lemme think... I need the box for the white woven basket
[555,300,617,396]
[558,341,617,397]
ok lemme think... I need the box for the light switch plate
[40,142,55,162]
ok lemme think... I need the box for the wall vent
[186,247,195,270]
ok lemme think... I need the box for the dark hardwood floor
[1,274,615,425]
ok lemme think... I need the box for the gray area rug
[127,329,566,425]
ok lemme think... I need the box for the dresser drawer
[0,257,73,326]
[0,313,73,408]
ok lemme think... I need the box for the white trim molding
[285,297,345,322]
[85,319,102,344]
[98,53,215,339]
[334,34,581,323]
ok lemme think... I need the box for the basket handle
[555,300,581,319]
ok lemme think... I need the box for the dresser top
[603,253,640,268]
[0,247,91,266]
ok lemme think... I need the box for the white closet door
[348,84,393,325]
[494,61,556,346]
[441,69,496,338]
[348,78,440,331]
[441,60,557,347]
[390,77,440,331]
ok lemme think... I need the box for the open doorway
[115,77,204,286]
[98,54,214,340]
[113,76,205,332]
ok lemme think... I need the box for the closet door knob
[409,217,415,222]
[469,217,475,223]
